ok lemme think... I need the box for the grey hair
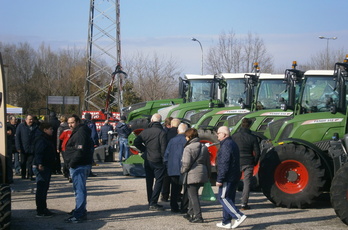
[217,126,230,136]
[177,123,188,134]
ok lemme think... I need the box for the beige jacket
[181,137,211,184]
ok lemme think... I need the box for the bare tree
[305,48,347,70]
[123,52,182,101]
[206,31,274,74]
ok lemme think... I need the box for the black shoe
[190,216,204,223]
[68,209,74,215]
[183,213,192,220]
[68,177,72,183]
[149,204,165,211]
[30,177,35,181]
[89,172,97,177]
[65,214,87,223]
[36,210,54,218]
[240,205,251,210]
[56,171,63,175]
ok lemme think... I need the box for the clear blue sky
[1,0,347,74]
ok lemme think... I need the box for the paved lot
[10,162,347,230]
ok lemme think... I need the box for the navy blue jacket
[99,124,114,141]
[84,119,99,146]
[164,133,186,176]
[116,122,131,139]
[216,136,241,183]
[33,131,56,169]
[15,122,39,155]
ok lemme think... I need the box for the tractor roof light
[344,55,348,63]
[292,61,297,69]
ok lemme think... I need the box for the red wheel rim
[274,160,309,194]
[128,129,144,155]
[200,140,218,166]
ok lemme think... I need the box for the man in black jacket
[134,113,167,211]
[232,118,260,210]
[33,122,56,217]
[16,114,39,180]
[65,114,94,223]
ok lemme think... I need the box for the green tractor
[258,59,348,209]
[194,62,303,186]
[122,76,189,124]
[0,53,12,229]
[156,74,226,124]
[329,57,348,225]
[127,74,226,154]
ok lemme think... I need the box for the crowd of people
[6,112,258,228]
[134,113,257,229]
[5,112,124,223]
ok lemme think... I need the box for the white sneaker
[231,215,247,229]
[216,222,232,229]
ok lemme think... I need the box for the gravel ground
[10,161,347,230]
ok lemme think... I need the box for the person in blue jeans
[32,122,56,217]
[116,116,131,165]
[64,114,94,223]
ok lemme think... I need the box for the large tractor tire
[331,162,348,225]
[259,143,326,208]
[0,184,11,230]
[198,129,219,168]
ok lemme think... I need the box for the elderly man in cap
[116,115,132,165]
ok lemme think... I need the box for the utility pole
[84,0,125,113]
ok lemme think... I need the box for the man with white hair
[134,113,167,211]
[163,123,188,213]
[215,126,247,229]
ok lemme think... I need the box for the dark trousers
[61,151,70,178]
[54,151,62,173]
[180,184,189,213]
[144,160,165,206]
[169,176,181,211]
[33,167,52,214]
[187,183,203,218]
[161,171,171,199]
[20,153,34,178]
[241,165,253,205]
[218,181,244,224]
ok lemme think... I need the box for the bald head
[151,113,162,123]
[217,126,230,141]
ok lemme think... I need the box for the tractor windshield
[301,76,337,113]
[256,79,286,109]
[189,79,217,102]
[225,79,246,106]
